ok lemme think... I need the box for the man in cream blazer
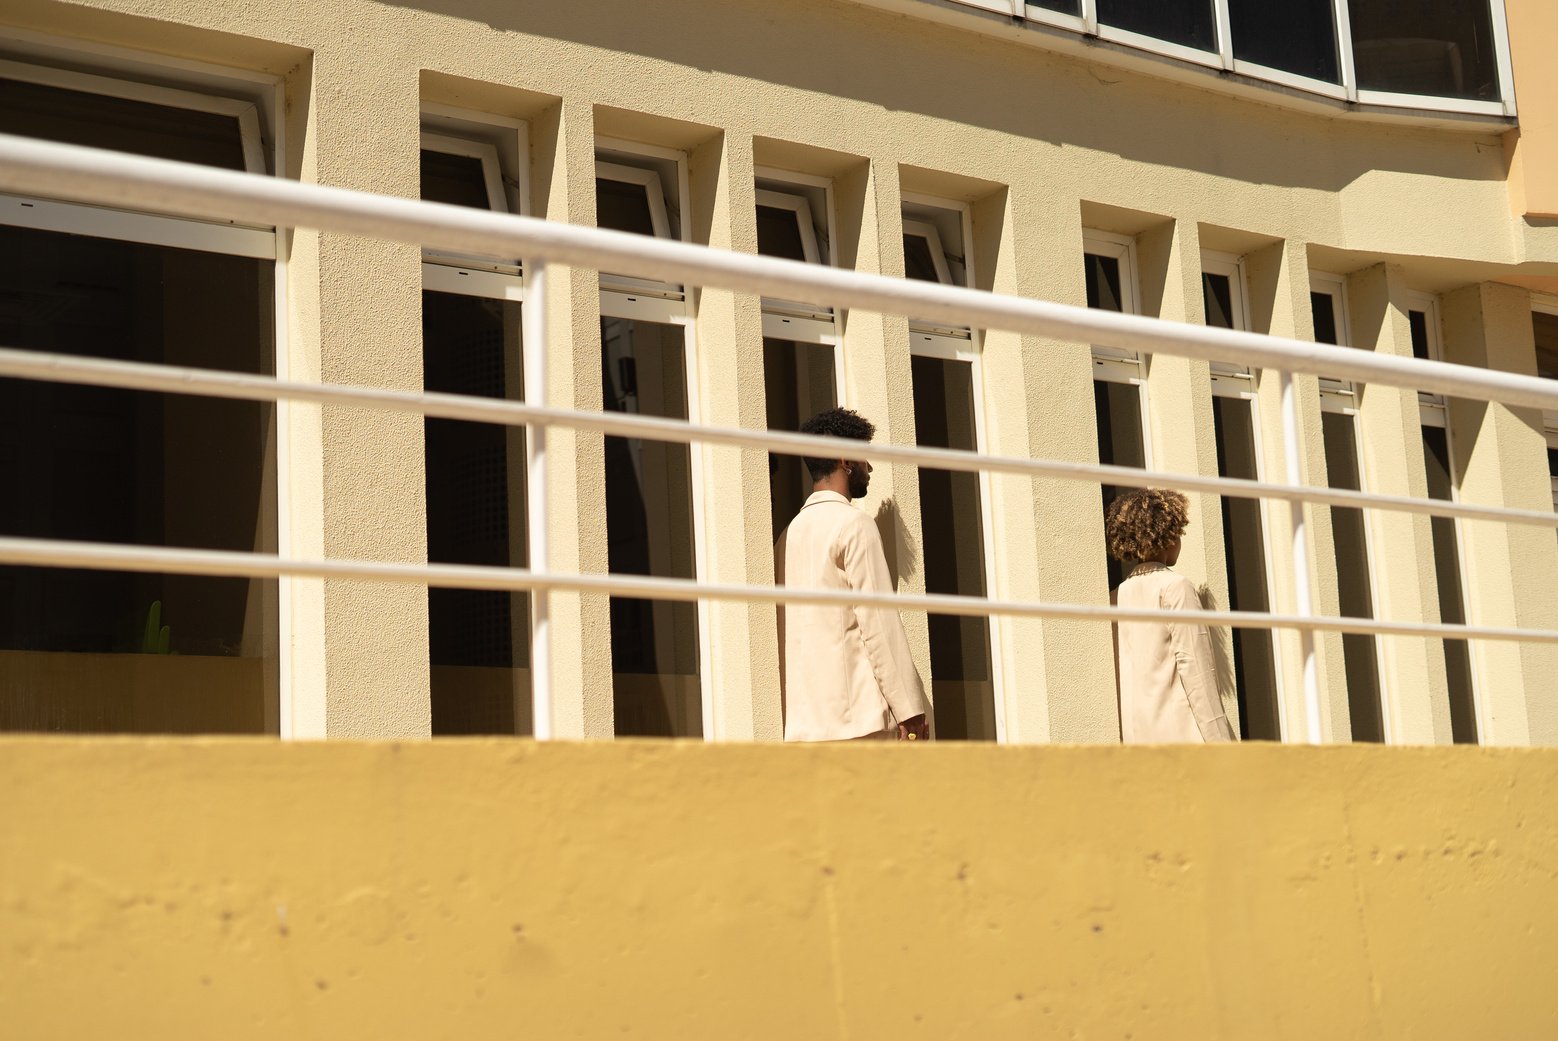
[775,408,931,742]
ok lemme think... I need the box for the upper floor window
[935,0,1513,117]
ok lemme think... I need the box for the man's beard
[847,468,870,499]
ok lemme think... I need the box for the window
[1531,305,1558,514]
[0,60,278,735]
[904,198,1000,741]
[1350,0,1504,102]
[1311,274,1385,743]
[1083,231,1150,593]
[760,172,841,545]
[1098,0,1217,55]
[1203,253,1281,741]
[419,115,531,735]
[595,144,704,738]
[1409,294,1477,744]
[937,0,1514,115]
[1229,0,1341,84]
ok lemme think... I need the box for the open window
[1201,252,1281,741]
[1311,273,1386,743]
[1083,231,1150,593]
[905,198,1001,741]
[594,143,704,738]
[418,112,531,736]
[1408,291,1477,744]
[0,58,279,735]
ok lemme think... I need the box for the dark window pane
[0,225,276,734]
[1532,312,1558,380]
[1422,426,1477,743]
[1323,413,1384,742]
[765,339,838,540]
[601,317,700,737]
[1311,291,1340,345]
[596,178,658,237]
[1028,0,1081,14]
[423,291,531,736]
[1095,380,1146,591]
[1098,0,1217,52]
[757,205,809,262]
[1409,308,1431,360]
[1202,272,1236,330]
[1229,0,1340,82]
[421,150,491,210]
[0,77,247,171]
[912,355,996,741]
[1084,253,1124,313]
[1350,0,1501,101]
[903,233,942,284]
[1213,396,1280,740]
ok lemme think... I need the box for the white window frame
[0,48,291,736]
[420,118,525,282]
[592,141,711,738]
[903,195,1010,742]
[1082,230,1145,383]
[1202,251,1255,396]
[754,182,835,327]
[1311,270,1393,740]
[1407,288,1482,743]
[940,0,1520,118]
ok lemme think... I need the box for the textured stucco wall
[2,0,1556,742]
[3,738,1557,1039]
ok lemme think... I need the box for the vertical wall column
[1346,264,1450,744]
[1137,219,1240,732]
[1441,282,1558,746]
[977,194,1118,743]
[833,161,935,711]
[529,99,614,738]
[687,131,778,740]
[285,51,429,738]
[1243,242,1346,740]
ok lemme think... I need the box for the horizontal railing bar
[2,344,1554,530]
[4,134,1558,413]
[1,534,1554,646]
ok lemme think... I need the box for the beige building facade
[2,0,1557,745]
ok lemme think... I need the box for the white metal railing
[4,133,1558,743]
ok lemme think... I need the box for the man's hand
[897,714,930,742]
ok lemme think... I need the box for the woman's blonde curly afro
[1104,488,1190,562]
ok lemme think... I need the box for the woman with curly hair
[1106,488,1236,743]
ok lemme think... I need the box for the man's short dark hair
[798,408,875,482]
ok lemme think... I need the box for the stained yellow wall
[3,738,1557,1039]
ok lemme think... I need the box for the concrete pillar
[1137,219,1240,732]
[1241,241,1347,741]
[832,160,936,714]
[285,49,429,738]
[979,192,1119,743]
[1440,282,1558,745]
[1346,264,1450,744]
[528,98,614,738]
[686,130,780,741]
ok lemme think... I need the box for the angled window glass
[597,177,660,237]
[756,203,814,263]
[1098,0,1217,53]
[421,150,492,211]
[1028,0,1081,14]
[0,75,247,171]
[903,231,943,284]
[1229,0,1340,83]
[1421,427,1477,743]
[1349,0,1501,101]
[1085,252,1125,313]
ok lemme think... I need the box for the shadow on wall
[383,0,1510,193]
[1198,583,1241,733]
[874,497,918,588]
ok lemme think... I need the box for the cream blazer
[1115,566,1236,744]
[775,491,930,741]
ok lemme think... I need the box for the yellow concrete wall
[3,738,1558,1038]
[1507,0,1558,219]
